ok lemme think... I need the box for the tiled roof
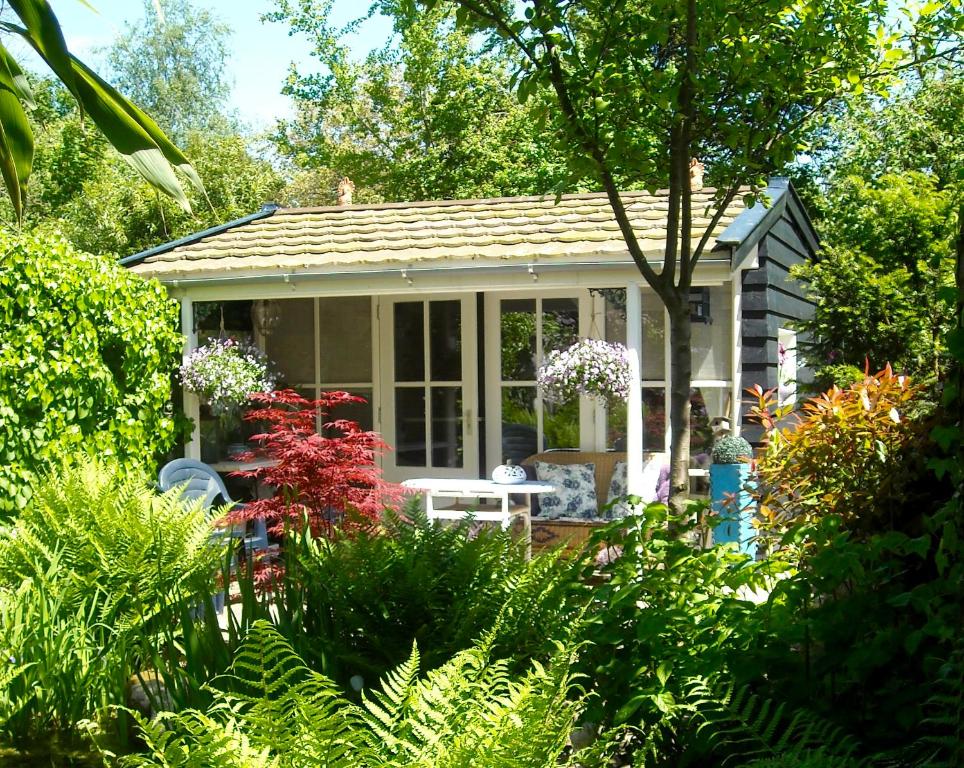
[128,189,746,280]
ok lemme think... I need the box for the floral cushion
[534,461,598,519]
[605,461,630,518]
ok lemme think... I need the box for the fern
[895,649,964,768]
[123,620,605,768]
[0,454,227,739]
[685,677,865,767]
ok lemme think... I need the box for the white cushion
[605,454,666,517]
[534,461,597,519]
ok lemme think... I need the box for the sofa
[521,450,667,554]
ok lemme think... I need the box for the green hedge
[0,230,182,517]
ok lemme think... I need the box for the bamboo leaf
[2,7,200,213]
[0,48,34,219]
[71,56,206,200]
[3,0,78,98]
[0,42,35,108]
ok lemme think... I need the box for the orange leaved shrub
[747,364,924,532]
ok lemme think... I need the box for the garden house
[123,177,818,495]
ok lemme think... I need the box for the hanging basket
[537,339,632,405]
[179,338,276,418]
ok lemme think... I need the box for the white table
[401,478,555,552]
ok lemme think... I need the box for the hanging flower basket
[537,339,632,405]
[179,338,276,418]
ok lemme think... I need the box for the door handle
[466,408,473,436]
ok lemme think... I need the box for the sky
[32,0,394,131]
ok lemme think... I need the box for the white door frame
[483,289,595,476]
[378,293,479,481]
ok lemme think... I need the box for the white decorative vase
[492,461,526,485]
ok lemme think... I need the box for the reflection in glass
[544,397,580,450]
[431,387,463,468]
[542,297,579,356]
[642,388,667,450]
[394,388,426,466]
[500,299,536,380]
[690,286,731,380]
[394,303,424,382]
[607,399,627,451]
[429,301,462,381]
[501,387,538,463]
[266,298,314,385]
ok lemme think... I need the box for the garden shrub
[748,365,927,532]
[0,230,182,518]
[576,504,790,763]
[0,454,224,741]
[263,500,585,687]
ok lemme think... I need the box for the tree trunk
[667,297,692,516]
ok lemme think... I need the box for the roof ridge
[278,188,719,216]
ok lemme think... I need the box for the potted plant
[537,338,632,405]
[709,434,756,554]
[179,338,276,459]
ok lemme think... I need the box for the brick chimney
[689,158,705,191]
[337,177,355,206]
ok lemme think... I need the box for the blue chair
[158,458,269,553]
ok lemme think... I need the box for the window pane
[642,388,666,450]
[393,302,424,382]
[501,299,536,381]
[501,387,538,463]
[604,289,626,345]
[431,387,463,468]
[543,298,579,356]
[429,301,462,381]
[265,298,314,386]
[691,286,732,380]
[607,400,627,451]
[394,388,426,466]
[602,290,664,379]
[641,294,665,380]
[319,297,372,382]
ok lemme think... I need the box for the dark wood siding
[739,206,816,443]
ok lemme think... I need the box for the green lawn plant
[0,230,182,519]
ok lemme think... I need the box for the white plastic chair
[158,458,269,553]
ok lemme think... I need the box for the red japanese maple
[228,389,403,538]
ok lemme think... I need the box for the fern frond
[686,676,865,767]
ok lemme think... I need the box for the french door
[379,295,479,481]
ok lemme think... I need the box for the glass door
[379,295,478,481]
[483,292,593,475]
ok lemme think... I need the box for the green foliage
[268,2,569,203]
[121,620,608,768]
[0,0,204,218]
[0,454,224,741]
[576,504,784,761]
[267,500,584,685]
[711,435,753,465]
[105,0,235,145]
[795,172,957,381]
[684,677,863,767]
[0,230,182,517]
